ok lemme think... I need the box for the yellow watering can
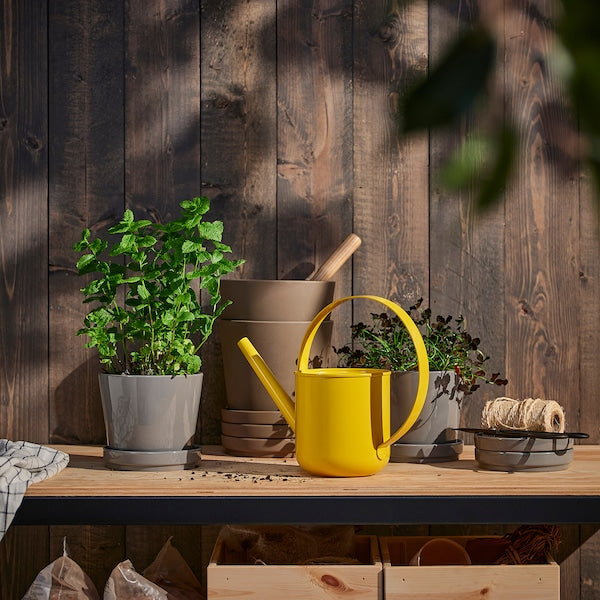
[237,295,429,477]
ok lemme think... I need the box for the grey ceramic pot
[98,373,203,451]
[390,370,464,457]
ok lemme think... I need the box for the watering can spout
[237,337,296,432]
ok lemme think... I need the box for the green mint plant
[74,197,243,376]
[335,298,507,395]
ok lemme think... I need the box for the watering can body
[237,295,429,477]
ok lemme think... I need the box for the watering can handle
[297,295,429,450]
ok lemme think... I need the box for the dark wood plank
[48,0,125,445]
[581,525,600,599]
[0,0,48,443]
[504,0,580,419]
[277,0,354,348]
[428,1,507,433]
[200,0,277,280]
[504,3,582,599]
[0,526,49,599]
[200,0,277,443]
[352,0,429,325]
[578,154,600,445]
[125,0,200,220]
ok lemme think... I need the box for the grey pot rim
[98,372,203,379]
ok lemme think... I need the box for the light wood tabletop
[18,444,600,526]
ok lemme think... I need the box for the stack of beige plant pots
[218,279,336,457]
[218,234,361,458]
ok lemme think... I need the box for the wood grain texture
[0,0,48,443]
[277,0,354,348]
[26,445,600,498]
[504,1,580,414]
[200,0,277,280]
[0,526,49,599]
[125,0,200,220]
[504,7,583,598]
[200,0,277,443]
[48,0,125,445]
[578,164,600,445]
[353,0,429,318]
[581,525,600,599]
[428,0,507,434]
[2,1,600,597]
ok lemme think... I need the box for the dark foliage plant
[74,197,244,376]
[335,299,508,395]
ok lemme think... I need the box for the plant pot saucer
[389,439,464,463]
[475,447,573,472]
[103,445,201,471]
[221,408,287,425]
[221,435,295,458]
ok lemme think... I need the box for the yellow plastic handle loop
[297,295,429,450]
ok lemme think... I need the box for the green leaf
[109,233,136,256]
[197,221,224,241]
[401,27,496,132]
[76,253,98,273]
[137,284,150,300]
[73,228,91,251]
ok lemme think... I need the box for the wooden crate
[380,536,559,600]
[208,531,382,599]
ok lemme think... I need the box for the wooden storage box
[208,530,382,599]
[380,536,559,600]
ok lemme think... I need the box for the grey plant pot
[390,370,464,462]
[98,373,203,451]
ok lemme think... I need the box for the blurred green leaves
[401,27,496,133]
[398,0,600,208]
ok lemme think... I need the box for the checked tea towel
[0,440,69,540]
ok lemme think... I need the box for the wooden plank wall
[0,0,598,597]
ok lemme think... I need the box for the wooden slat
[428,1,507,434]
[276,0,354,348]
[581,525,600,598]
[125,0,200,219]
[200,0,278,443]
[0,0,48,443]
[200,0,277,280]
[25,445,600,498]
[504,5,582,598]
[0,526,49,599]
[48,0,125,445]
[353,0,429,313]
[504,1,580,423]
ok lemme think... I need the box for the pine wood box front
[380,536,559,600]
[207,533,382,599]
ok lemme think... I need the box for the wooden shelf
[17,444,600,526]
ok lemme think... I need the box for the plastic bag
[22,539,100,600]
[142,537,204,600]
[103,560,168,600]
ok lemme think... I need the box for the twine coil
[482,397,565,433]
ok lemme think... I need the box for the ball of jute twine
[481,397,565,432]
